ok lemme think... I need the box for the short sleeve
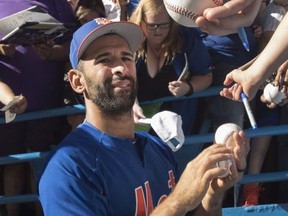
[38,150,109,216]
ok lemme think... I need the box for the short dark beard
[85,75,137,117]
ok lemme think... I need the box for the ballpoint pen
[241,92,257,129]
[238,27,250,52]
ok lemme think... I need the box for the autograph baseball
[214,123,242,178]
[263,83,286,104]
[215,123,242,147]
[164,0,223,27]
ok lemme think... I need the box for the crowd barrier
[0,86,287,215]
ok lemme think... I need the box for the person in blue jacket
[38,17,249,215]
[199,27,257,132]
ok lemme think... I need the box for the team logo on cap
[94,17,111,25]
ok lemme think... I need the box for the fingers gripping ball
[214,123,242,178]
[164,0,223,27]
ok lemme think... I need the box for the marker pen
[238,27,250,52]
[241,92,257,129]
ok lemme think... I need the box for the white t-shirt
[102,0,121,21]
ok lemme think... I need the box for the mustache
[104,75,135,86]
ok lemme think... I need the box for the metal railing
[0,86,287,213]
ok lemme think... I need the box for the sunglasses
[143,20,171,30]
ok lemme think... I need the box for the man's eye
[122,57,133,62]
[98,58,110,63]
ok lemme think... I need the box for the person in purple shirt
[38,17,249,216]
[0,1,77,215]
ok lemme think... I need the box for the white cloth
[150,111,185,152]
[102,0,121,21]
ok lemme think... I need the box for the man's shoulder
[137,131,163,143]
[136,132,172,152]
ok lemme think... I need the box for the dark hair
[76,0,106,18]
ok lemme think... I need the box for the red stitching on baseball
[164,1,198,21]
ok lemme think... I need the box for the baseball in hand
[164,0,223,27]
[214,123,242,178]
[263,83,286,104]
[215,123,242,147]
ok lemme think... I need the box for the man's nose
[111,61,128,76]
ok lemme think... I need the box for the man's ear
[68,69,85,94]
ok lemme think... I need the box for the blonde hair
[129,0,182,62]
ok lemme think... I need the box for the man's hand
[0,44,16,56]
[193,131,249,216]
[260,59,288,108]
[195,0,262,35]
[168,81,191,97]
[1,95,27,114]
[208,131,249,195]
[152,136,249,215]
[8,95,27,114]
[220,68,260,102]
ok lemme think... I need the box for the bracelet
[185,82,194,97]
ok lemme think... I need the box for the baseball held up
[164,0,223,27]
[263,83,286,104]
[214,123,242,178]
[215,123,242,147]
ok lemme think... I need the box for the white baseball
[164,0,223,27]
[214,123,242,178]
[263,83,286,104]
[215,123,242,147]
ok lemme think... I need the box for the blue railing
[0,86,287,215]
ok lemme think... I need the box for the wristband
[185,82,194,97]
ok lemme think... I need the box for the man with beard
[38,18,249,216]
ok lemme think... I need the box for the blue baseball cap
[70,17,143,69]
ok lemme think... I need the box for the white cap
[151,111,185,152]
